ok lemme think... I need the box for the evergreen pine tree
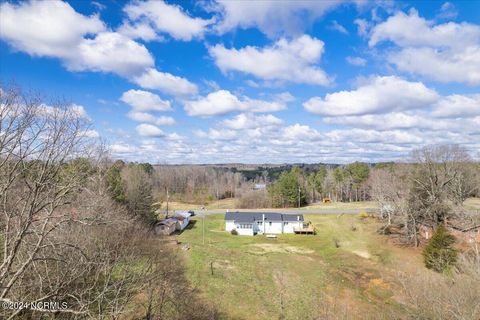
[422,224,457,273]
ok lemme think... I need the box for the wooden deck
[294,223,315,235]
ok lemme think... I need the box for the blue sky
[1,0,479,164]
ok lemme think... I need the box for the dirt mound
[250,243,314,255]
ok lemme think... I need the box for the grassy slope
[177,213,423,320]
[303,201,378,210]
[155,198,237,211]
[156,197,479,212]
[156,199,379,212]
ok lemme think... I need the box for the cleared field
[155,198,237,212]
[303,200,379,210]
[155,199,378,212]
[177,213,424,319]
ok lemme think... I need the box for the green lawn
[154,199,379,212]
[177,213,420,319]
[303,200,379,210]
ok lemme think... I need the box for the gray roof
[225,212,303,223]
[283,214,304,222]
[225,212,257,223]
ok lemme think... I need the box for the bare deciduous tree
[0,85,90,311]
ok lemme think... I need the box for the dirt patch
[352,250,371,259]
[251,243,314,255]
[212,259,235,270]
[368,278,390,290]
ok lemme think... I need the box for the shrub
[333,238,340,248]
[358,212,368,220]
[231,229,238,236]
[422,225,457,273]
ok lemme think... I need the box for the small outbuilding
[171,211,191,231]
[155,211,192,236]
[154,218,177,236]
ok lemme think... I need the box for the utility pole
[298,187,301,208]
[166,187,169,218]
[202,215,205,245]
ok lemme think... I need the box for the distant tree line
[237,162,371,208]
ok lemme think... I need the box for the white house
[225,212,304,236]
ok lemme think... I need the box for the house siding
[255,221,264,234]
[283,221,303,233]
[225,221,235,232]
[235,223,254,236]
[264,221,283,234]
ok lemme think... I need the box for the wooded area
[0,85,217,319]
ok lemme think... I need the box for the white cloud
[325,128,424,144]
[67,32,154,77]
[346,56,367,66]
[211,1,342,38]
[37,103,90,120]
[184,90,287,116]
[195,128,237,141]
[127,111,156,123]
[330,20,348,34]
[221,113,283,130]
[123,0,213,41]
[281,124,322,142]
[120,89,171,112]
[69,104,89,118]
[388,47,480,85]
[303,76,438,116]
[276,92,296,103]
[83,129,100,138]
[133,68,198,97]
[0,1,153,78]
[323,112,480,133]
[369,9,480,85]
[166,133,184,141]
[117,21,159,41]
[0,1,104,57]
[110,143,137,154]
[354,18,371,36]
[325,112,432,131]
[369,9,479,48]
[153,116,176,126]
[136,123,164,137]
[108,114,480,163]
[127,112,176,126]
[432,94,480,117]
[209,35,330,86]
[436,2,458,20]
